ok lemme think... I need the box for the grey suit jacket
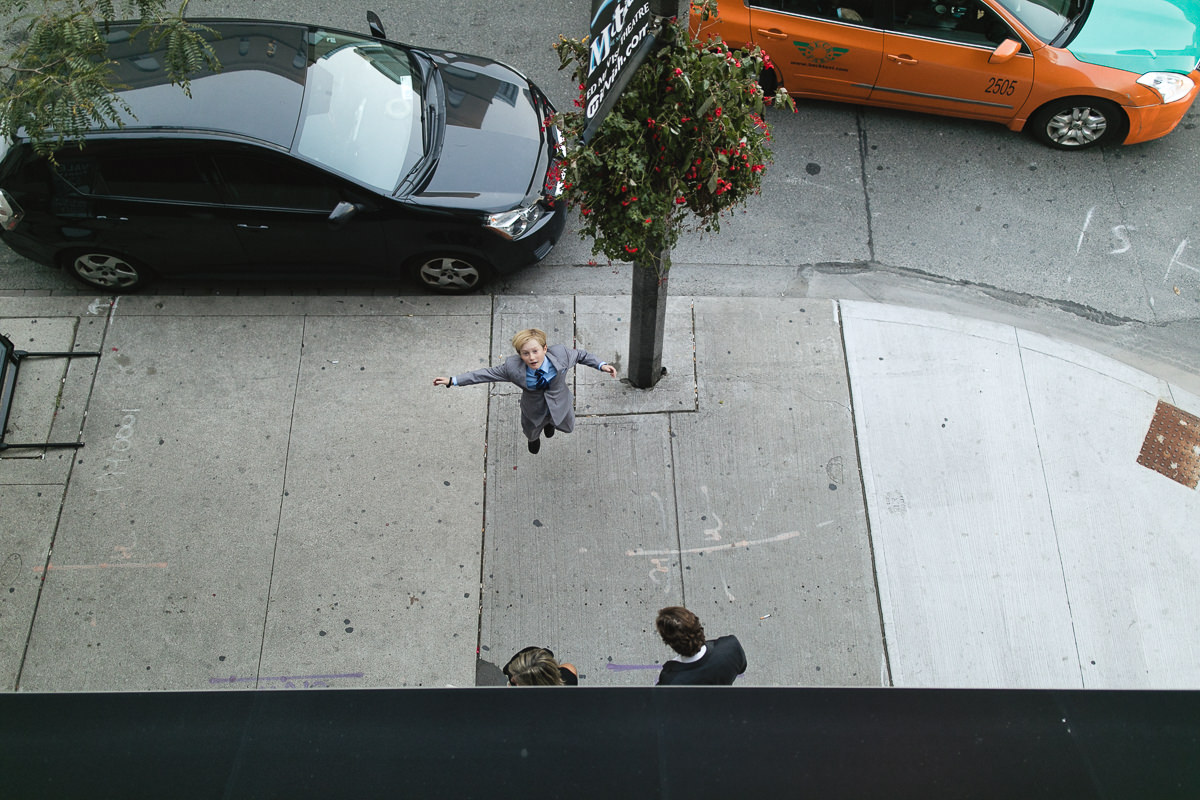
[453,344,604,439]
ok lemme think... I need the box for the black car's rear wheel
[1029,97,1126,150]
[410,254,488,294]
[63,250,148,291]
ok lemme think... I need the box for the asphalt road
[3,0,1198,377]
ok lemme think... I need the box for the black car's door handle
[236,223,270,230]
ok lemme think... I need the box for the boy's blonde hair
[511,328,548,352]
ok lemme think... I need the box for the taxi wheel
[1029,98,1125,150]
[409,253,489,294]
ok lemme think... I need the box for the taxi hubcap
[1047,107,1107,147]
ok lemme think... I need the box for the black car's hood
[408,52,549,212]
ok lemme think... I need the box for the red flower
[624,245,639,254]
[675,196,686,204]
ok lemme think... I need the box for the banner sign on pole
[581,0,658,144]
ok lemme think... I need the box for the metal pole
[648,0,683,17]
[628,249,669,388]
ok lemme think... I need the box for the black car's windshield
[993,0,1089,44]
[295,30,426,192]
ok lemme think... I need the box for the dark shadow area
[1,687,1197,798]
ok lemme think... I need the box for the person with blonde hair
[503,646,579,686]
[433,328,617,454]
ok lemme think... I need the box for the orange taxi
[691,0,1200,149]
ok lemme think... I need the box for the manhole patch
[1137,400,1200,489]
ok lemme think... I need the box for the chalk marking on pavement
[719,567,736,602]
[34,562,167,572]
[605,663,661,671]
[209,672,365,689]
[1076,206,1095,254]
[626,530,802,558]
[699,485,723,542]
[1164,238,1199,284]
[1109,224,1134,255]
[648,490,673,594]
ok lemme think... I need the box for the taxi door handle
[887,53,918,65]
[756,28,789,40]
[236,223,270,230]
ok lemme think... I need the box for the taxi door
[747,1,884,100]
[872,0,1033,122]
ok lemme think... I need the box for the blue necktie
[534,368,548,389]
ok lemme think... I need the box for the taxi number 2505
[985,77,1019,96]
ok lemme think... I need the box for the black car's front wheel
[1029,97,1126,150]
[62,250,148,291]
[410,254,488,294]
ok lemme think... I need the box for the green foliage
[0,0,220,157]
[553,1,794,271]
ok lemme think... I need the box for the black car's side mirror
[367,11,386,39]
[329,201,361,226]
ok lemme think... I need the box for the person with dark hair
[654,606,746,686]
[503,646,579,686]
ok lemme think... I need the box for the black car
[0,14,566,293]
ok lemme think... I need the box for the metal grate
[1137,400,1200,489]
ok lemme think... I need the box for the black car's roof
[101,19,313,148]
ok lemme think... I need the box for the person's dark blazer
[656,635,747,686]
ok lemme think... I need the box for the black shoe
[544,424,555,439]
[528,438,540,454]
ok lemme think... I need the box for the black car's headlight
[0,189,24,231]
[486,203,545,240]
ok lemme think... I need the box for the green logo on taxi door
[793,41,849,65]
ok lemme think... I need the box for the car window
[992,0,1084,43]
[211,154,341,211]
[90,153,221,203]
[893,0,1022,47]
[48,158,92,216]
[294,30,425,193]
[751,1,876,25]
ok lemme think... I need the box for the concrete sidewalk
[1,293,1197,691]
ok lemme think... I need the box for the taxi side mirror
[989,39,1021,64]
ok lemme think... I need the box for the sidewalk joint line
[253,313,308,691]
[473,294,498,680]
[835,300,894,687]
[1014,329,1086,687]
[14,295,115,689]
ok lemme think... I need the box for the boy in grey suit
[433,328,617,453]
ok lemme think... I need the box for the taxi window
[893,0,1022,48]
[751,1,875,25]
